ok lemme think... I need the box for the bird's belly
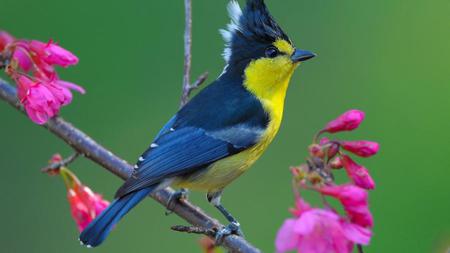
[173,148,260,192]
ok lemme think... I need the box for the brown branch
[0,81,261,253]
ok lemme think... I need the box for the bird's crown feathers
[221,0,290,63]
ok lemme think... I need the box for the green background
[1,0,449,252]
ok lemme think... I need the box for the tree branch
[0,79,261,253]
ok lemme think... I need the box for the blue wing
[115,78,269,198]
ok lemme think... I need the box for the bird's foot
[165,188,189,215]
[215,222,244,244]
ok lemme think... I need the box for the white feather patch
[220,0,243,62]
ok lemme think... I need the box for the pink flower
[323,110,365,133]
[341,155,375,190]
[276,207,371,253]
[12,46,33,72]
[16,76,59,124]
[30,40,78,67]
[0,31,14,51]
[56,167,110,232]
[341,141,380,157]
[1,31,85,124]
[16,75,84,124]
[68,186,109,232]
[321,185,374,228]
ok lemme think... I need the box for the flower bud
[30,40,79,67]
[323,110,365,134]
[320,184,374,228]
[341,155,375,190]
[0,31,14,51]
[329,157,343,169]
[327,143,340,159]
[319,137,330,146]
[341,141,379,157]
[309,144,325,159]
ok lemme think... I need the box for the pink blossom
[0,31,14,51]
[323,110,365,133]
[16,76,84,124]
[56,167,109,232]
[321,185,374,228]
[341,141,380,157]
[30,40,78,67]
[68,186,109,232]
[276,207,371,253]
[341,155,375,190]
[16,76,59,124]
[12,46,33,72]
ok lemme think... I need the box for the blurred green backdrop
[1,0,449,252]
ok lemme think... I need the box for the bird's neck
[243,60,296,120]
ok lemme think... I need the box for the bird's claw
[165,189,189,215]
[215,222,244,244]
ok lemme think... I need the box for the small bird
[80,0,315,247]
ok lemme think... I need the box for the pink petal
[321,185,374,228]
[30,40,79,67]
[275,218,299,253]
[12,47,33,72]
[323,110,365,134]
[0,31,14,51]
[341,223,372,245]
[341,155,376,190]
[56,80,85,94]
[341,141,380,157]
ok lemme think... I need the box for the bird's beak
[291,49,316,63]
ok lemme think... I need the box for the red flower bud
[309,144,325,158]
[0,31,14,51]
[341,141,379,157]
[341,155,375,190]
[327,143,340,159]
[320,184,374,228]
[319,137,330,146]
[323,110,365,134]
[329,157,343,169]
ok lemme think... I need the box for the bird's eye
[265,47,279,58]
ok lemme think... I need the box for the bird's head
[220,0,315,98]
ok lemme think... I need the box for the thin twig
[0,79,261,253]
[171,225,217,237]
[180,0,193,108]
[179,0,208,108]
[41,153,81,174]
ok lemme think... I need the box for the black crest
[221,0,291,69]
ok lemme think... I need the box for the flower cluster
[0,31,84,124]
[46,154,109,232]
[276,110,379,253]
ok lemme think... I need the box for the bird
[79,0,315,247]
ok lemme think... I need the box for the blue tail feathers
[79,187,154,247]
